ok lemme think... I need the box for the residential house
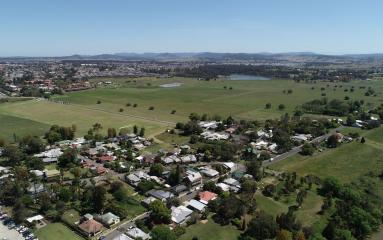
[148,189,174,202]
[112,233,133,240]
[198,191,217,204]
[78,219,103,237]
[171,206,193,225]
[126,227,150,240]
[96,212,120,227]
[184,170,202,187]
[187,199,206,212]
[199,167,219,178]
[180,155,197,163]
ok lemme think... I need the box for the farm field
[271,126,383,183]
[0,99,169,140]
[56,77,383,123]
[35,223,84,240]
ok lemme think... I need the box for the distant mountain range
[2,52,383,63]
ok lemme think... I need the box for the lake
[228,74,270,81]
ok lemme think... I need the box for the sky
[0,0,382,56]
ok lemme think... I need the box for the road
[104,212,150,240]
[262,126,344,167]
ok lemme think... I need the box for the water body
[160,82,182,88]
[228,74,270,81]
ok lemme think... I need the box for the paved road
[263,126,344,167]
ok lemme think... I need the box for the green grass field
[271,126,383,183]
[0,99,169,140]
[179,216,241,240]
[35,223,84,240]
[57,77,383,122]
[0,112,50,141]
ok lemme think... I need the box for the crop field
[56,77,383,123]
[271,126,383,183]
[0,99,168,140]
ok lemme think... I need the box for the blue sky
[0,0,382,56]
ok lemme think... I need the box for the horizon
[1,0,383,56]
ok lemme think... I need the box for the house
[199,167,219,178]
[180,155,197,163]
[162,155,181,164]
[171,184,188,196]
[148,189,174,202]
[27,183,45,196]
[92,166,107,175]
[216,182,230,192]
[96,212,120,226]
[171,206,193,225]
[223,162,237,172]
[126,171,151,186]
[112,233,133,240]
[98,155,115,163]
[223,178,241,192]
[126,227,150,240]
[113,233,133,240]
[198,191,217,204]
[141,196,157,207]
[201,131,229,140]
[291,134,312,143]
[187,199,206,212]
[78,219,103,237]
[184,170,202,187]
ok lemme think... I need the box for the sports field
[271,126,383,183]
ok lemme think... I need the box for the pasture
[0,99,168,140]
[271,126,383,183]
[56,77,383,123]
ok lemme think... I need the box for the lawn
[62,209,81,228]
[58,77,383,123]
[35,222,84,240]
[271,126,383,183]
[0,99,168,139]
[179,216,241,240]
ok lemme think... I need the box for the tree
[119,108,124,112]
[278,104,286,111]
[346,114,356,126]
[12,200,28,224]
[150,163,164,177]
[272,129,292,153]
[246,160,262,181]
[327,134,340,148]
[300,143,315,156]
[262,184,276,197]
[265,103,272,109]
[168,166,182,186]
[93,185,107,213]
[133,125,138,135]
[360,137,365,143]
[20,135,45,154]
[58,148,78,168]
[149,200,171,224]
[276,211,302,232]
[139,127,145,137]
[149,106,155,110]
[276,229,293,240]
[243,212,278,240]
[107,128,117,138]
[3,144,25,166]
[97,100,101,104]
[151,225,176,240]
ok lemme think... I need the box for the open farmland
[56,77,383,123]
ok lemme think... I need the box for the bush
[300,143,315,156]
[149,106,155,110]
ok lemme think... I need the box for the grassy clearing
[0,112,50,141]
[62,209,81,228]
[271,126,383,183]
[179,216,241,240]
[35,222,84,240]
[255,193,289,217]
[58,77,383,122]
[0,100,168,138]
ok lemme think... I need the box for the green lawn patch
[179,216,241,240]
[62,209,81,228]
[35,222,84,240]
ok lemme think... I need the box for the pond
[228,74,270,81]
